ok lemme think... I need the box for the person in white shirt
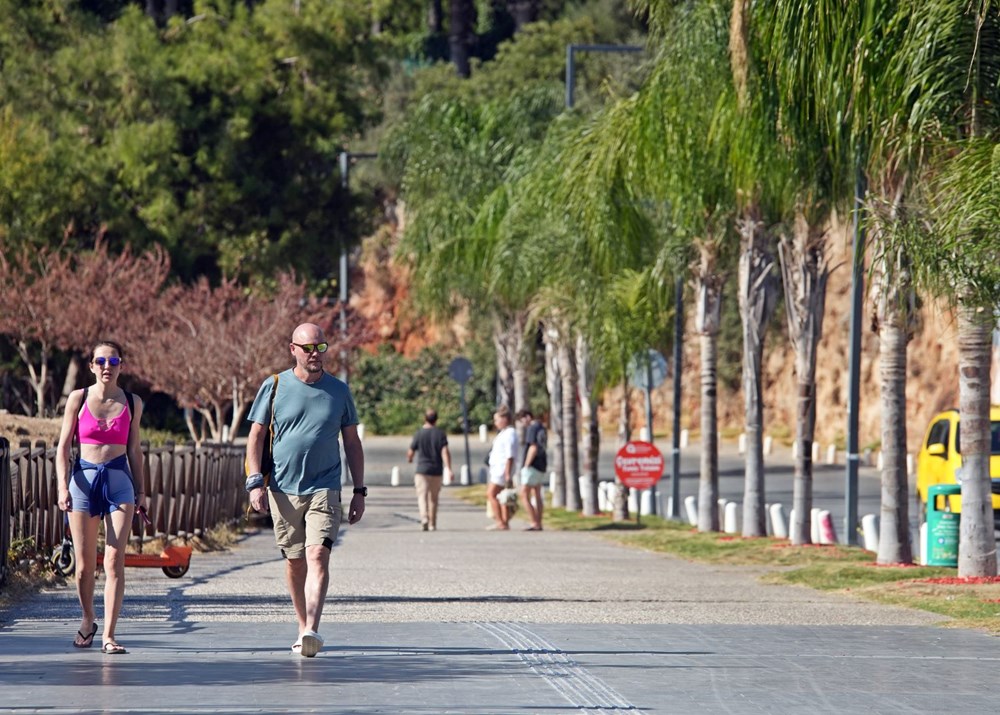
[486,405,518,531]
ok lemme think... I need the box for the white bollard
[769,503,788,539]
[680,429,689,449]
[738,433,746,454]
[640,426,650,442]
[628,489,639,514]
[877,451,884,470]
[861,513,879,552]
[640,490,654,515]
[818,510,837,544]
[357,423,365,441]
[684,495,697,525]
[792,440,799,460]
[789,508,797,538]
[724,501,739,534]
[764,503,772,536]
[460,464,470,486]
[764,436,773,456]
[811,441,820,462]
[390,466,400,487]
[665,496,673,518]
[919,522,928,565]
[826,444,837,465]
[906,453,914,476]
[597,483,610,512]
[549,472,557,494]
[718,498,728,525]
[479,424,488,443]
[810,507,821,544]
[443,466,453,487]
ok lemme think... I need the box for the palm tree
[915,136,1000,576]
[555,1,735,530]
[383,84,564,417]
[754,1,977,558]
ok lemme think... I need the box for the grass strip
[453,484,1000,634]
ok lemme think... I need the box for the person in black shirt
[407,409,452,531]
[516,409,547,531]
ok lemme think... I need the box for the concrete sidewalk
[1,488,997,714]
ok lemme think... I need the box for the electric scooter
[51,507,192,579]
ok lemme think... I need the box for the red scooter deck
[96,545,193,578]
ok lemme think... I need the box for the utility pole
[337,151,377,385]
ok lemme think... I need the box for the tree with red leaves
[142,273,373,444]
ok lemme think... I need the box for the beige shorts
[267,489,342,560]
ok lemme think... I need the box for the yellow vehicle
[915,407,1000,528]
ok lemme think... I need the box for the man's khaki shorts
[267,489,342,560]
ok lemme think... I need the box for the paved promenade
[2,468,999,713]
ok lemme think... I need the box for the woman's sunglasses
[292,342,329,354]
[93,356,122,367]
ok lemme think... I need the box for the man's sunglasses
[292,342,329,354]
[93,356,122,367]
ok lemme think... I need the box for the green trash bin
[925,484,961,567]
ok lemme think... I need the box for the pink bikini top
[77,398,132,445]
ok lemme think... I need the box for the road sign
[448,357,473,385]
[628,349,668,390]
[614,441,664,490]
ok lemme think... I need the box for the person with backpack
[245,323,366,658]
[516,409,547,531]
[55,340,145,655]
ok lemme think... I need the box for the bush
[350,341,497,435]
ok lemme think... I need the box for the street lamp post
[337,151,377,384]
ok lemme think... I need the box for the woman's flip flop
[73,623,98,648]
[102,642,127,655]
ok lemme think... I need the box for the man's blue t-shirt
[247,369,359,495]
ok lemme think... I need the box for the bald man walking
[245,323,366,657]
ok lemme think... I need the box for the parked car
[915,407,1000,528]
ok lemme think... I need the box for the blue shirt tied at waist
[77,454,131,518]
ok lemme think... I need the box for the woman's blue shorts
[69,454,135,517]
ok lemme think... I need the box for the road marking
[477,621,637,714]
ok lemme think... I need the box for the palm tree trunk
[957,299,998,577]
[576,333,599,516]
[558,338,582,511]
[492,312,525,409]
[613,375,631,522]
[694,244,724,532]
[872,241,914,565]
[737,214,777,537]
[544,327,565,508]
[698,331,719,532]
[778,213,829,545]
[876,314,912,563]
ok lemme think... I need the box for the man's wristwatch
[353,486,368,497]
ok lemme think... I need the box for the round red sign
[614,441,664,490]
